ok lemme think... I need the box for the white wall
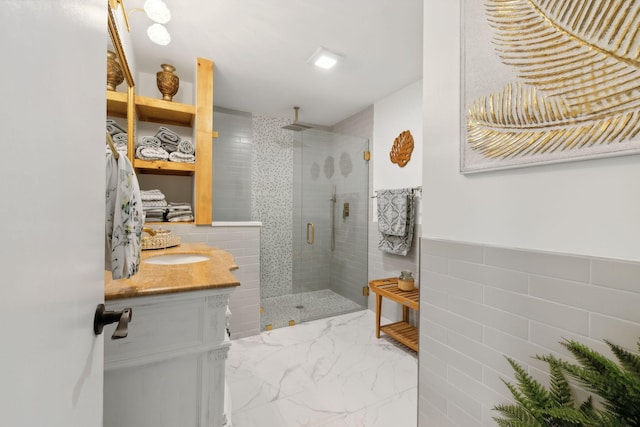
[373,79,424,224]
[420,1,640,426]
[369,80,423,320]
[422,1,640,262]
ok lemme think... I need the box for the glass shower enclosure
[289,129,369,325]
[259,128,369,331]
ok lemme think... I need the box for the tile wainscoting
[156,222,261,340]
[418,238,640,426]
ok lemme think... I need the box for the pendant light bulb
[147,23,171,45]
[144,0,171,24]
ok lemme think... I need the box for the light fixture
[147,23,171,45]
[144,0,171,24]
[109,0,172,45]
[307,47,342,70]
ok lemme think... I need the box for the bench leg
[375,294,382,338]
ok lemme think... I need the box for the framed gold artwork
[461,0,640,173]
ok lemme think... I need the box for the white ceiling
[125,0,423,127]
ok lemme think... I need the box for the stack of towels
[166,202,194,222]
[106,119,128,156]
[140,189,168,222]
[135,126,196,163]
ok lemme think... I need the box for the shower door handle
[306,222,315,244]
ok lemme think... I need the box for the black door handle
[93,304,132,339]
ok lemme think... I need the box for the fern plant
[494,338,640,427]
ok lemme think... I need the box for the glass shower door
[292,129,369,322]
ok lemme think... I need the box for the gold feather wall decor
[462,0,640,172]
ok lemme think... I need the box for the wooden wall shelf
[133,159,195,175]
[106,58,214,225]
[106,91,128,118]
[135,96,196,127]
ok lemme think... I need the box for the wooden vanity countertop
[104,242,240,300]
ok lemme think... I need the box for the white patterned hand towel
[377,188,415,256]
[377,189,411,236]
[105,153,143,279]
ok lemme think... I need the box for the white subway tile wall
[212,109,253,221]
[418,238,640,426]
[155,223,261,339]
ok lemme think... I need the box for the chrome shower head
[282,106,313,131]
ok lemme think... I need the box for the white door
[0,1,106,426]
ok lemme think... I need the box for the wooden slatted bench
[369,277,419,352]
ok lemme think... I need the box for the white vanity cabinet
[103,286,234,427]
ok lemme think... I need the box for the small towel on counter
[169,151,195,163]
[136,145,169,161]
[177,139,195,155]
[105,152,144,279]
[377,188,415,256]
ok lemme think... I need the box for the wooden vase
[156,63,179,101]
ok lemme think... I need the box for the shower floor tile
[261,289,364,331]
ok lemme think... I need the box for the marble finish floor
[261,289,364,331]
[227,310,417,427]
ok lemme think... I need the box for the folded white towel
[106,119,126,136]
[136,146,169,161]
[136,136,162,148]
[169,151,195,163]
[142,199,168,208]
[155,126,180,142]
[140,189,166,201]
[177,139,195,155]
[168,214,194,222]
[113,133,128,144]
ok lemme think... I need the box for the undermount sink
[145,253,211,265]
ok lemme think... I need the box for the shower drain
[295,305,304,309]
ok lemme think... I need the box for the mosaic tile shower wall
[251,115,294,298]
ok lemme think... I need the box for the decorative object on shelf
[389,130,414,167]
[156,64,179,101]
[141,227,181,250]
[462,0,640,173]
[106,50,124,91]
[397,271,415,291]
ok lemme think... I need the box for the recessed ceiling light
[307,47,342,70]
